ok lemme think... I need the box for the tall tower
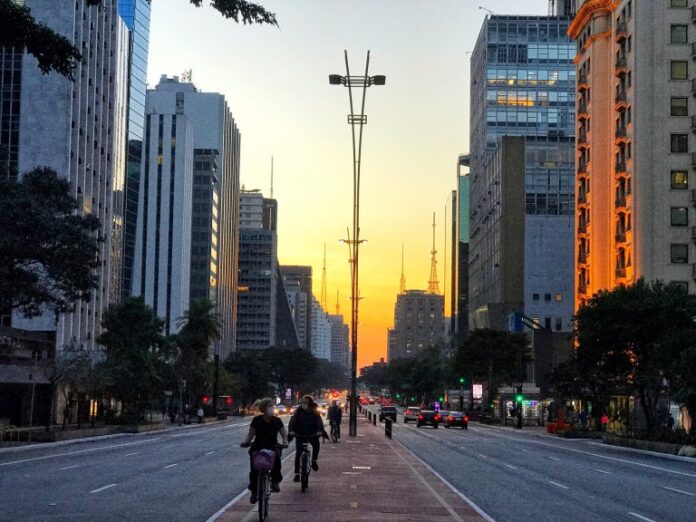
[399,243,406,294]
[320,243,328,310]
[270,156,274,199]
[427,213,440,295]
[335,290,340,315]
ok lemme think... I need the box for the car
[403,407,421,424]
[273,405,288,416]
[315,402,329,415]
[444,411,469,429]
[416,410,441,428]
[379,405,397,423]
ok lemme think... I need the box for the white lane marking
[124,453,138,457]
[205,451,295,522]
[663,486,695,496]
[492,442,505,446]
[0,438,162,467]
[478,454,489,459]
[164,463,178,468]
[549,480,569,490]
[393,439,496,522]
[59,465,80,470]
[594,469,611,474]
[205,451,215,456]
[547,456,560,461]
[470,428,696,479]
[90,483,117,494]
[628,512,657,522]
[504,464,517,470]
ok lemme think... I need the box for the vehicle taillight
[418,415,424,420]
[464,416,469,421]
[434,415,441,421]
[447,416,453,421]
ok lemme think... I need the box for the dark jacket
[289,407,322,437]
[328,405,342,423]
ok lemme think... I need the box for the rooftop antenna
[427,213,440,294]
[270,156,274,199]
[320,243,328,310]
[399,243,406,294]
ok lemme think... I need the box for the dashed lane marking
[628,512,657,522]
[90,483,117,494]
[164,463,178,469]
[59,465,80,470]
[549,480,569,490]
[504,464,517,470]
[594,469,611,474]
[663,486,695,496]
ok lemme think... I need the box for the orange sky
[147,0,549,367]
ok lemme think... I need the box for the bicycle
[290,432,320,492]
[241,442,287,521]
[329,420,340,443]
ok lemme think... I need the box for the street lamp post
[329,50,385,437]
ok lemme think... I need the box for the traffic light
[224,396,233,406]
[395,393,401,399]
[515,393,524,404]
[201,395,210,405]
[458,377,465,385]
[438,396,444,402]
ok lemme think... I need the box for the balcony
[578,283,587,295]
[578,129,588,147]
[615,195,627,208]
[615,231,627,243]
[615,90,628,109]
[578,251,587,264]
[578,100,589,119]
[578,222,588,235]
[615,55,629,76]
[615,126,629,143]
[578,161,588,175]
[615,267,627,279]
[578,73,589,91]
[578,191,588,205]
[615,161,627,174]
[615,21,628,41]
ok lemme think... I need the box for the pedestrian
[601,413,609,431]
[579,410,588,428]
[197,406,204,424]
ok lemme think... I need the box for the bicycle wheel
[301,472,309,492]
[257,473,267,522]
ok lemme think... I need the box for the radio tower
[399,243,406,294]
[320,243,328,310]
[269,156,274,199]
[427,213,440,294]
[336,290,340,315]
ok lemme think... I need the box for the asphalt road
[389,410,696,522]
[0,418,266,522]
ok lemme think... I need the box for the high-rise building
[328,314,349,368]
[237,190,278,350]
[469,13,576,332]
[310,296,331,361]
[284,279,308,348]
[569,0,696,305]
[119,0,151,302]
[131,97,194,335]
[389,290,445,360]
[280,266,313,350]
[132,76,240,355]
[12,0,129,351]
[452,154,471,341]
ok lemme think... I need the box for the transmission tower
[427,213,440,294]
[336,290,340,315]
[399,243,406,294]
[269,156,274,199]
[320,243,328,310]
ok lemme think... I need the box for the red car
[416,410,441,428]
[444,411,469,429]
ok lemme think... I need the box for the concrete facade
[328,314,349,368]
[310,296,331,361]
[390,290,445,360]
[280,266,313,350]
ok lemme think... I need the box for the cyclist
[241,398,288,504]
[327,400,342,440]
[288,395,323,482]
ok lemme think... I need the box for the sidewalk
[218,417,488,522]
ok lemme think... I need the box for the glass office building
[469,14,576,331]
[119,0,151,299]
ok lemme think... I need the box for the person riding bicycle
[327,400,342,440]
[288,395,324,482]
[241,398,288,504]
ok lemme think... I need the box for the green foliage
[224,350,272,406]
[97,297,167,419]
[309,359,348,391]
[265,346,317,397]
[385,346,447,404]
[0,0,277,79]
[0,168,101,317]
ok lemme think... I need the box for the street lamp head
[329,74,344,85]
[371,75,386,86]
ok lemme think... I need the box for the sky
[147,0,550,368]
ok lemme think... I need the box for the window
[670,281,689,292]
[671,97,688,116]
[671,134,688,153]
[671,25,688,44]
[555,318,563,331]
[671,61,688,80]
[671,207,689,226]
[544,293,551,301]
[671,0,688,7]
[671,170,688,189]
[671,244,689,264]
[532,293,540,301]
[555,293,563,302]
[545,317,552,330]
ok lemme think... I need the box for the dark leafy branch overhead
[0,0,277,79]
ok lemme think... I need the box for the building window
[544,293,551,301]
[671,207,689,226]
[671,170,688,189]
[532,293,540,301]
[555,293,563,302]
[544,317,552,330]
[671,25,688,44]
[671,97,688,116]
[671,61,688,80]
[671,134,688,153]
[670,281,689,292]
[555,318,563,331]
[671,244,689,264]
[671,0,688,7]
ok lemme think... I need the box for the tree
[223,350,271,407]
[0,168,101,318]
[175,299,221,404]
[308,359,348,392]
[97,297,167,421]
[265,346,317,399]
[0,0,277,79]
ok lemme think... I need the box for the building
[328,314,349,368]
[119,0,151,301]
[569,0,696,305]
[237,190,278,350]
[468,137,526,330]
[310,296,331,361]
[131,88,194,334]
[389,290,445,360]
[453,154,471,342]
[132,76,240,355]
[280,266,313,350]
[284,279,308,348]
[12,0,129,350]
[469,12,576,332]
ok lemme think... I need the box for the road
[388,409,696,522]
[0,419,262,522]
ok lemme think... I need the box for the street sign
[473,384,483,399]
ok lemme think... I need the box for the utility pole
[27,349,39,442]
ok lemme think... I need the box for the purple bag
[252,449,276,471]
